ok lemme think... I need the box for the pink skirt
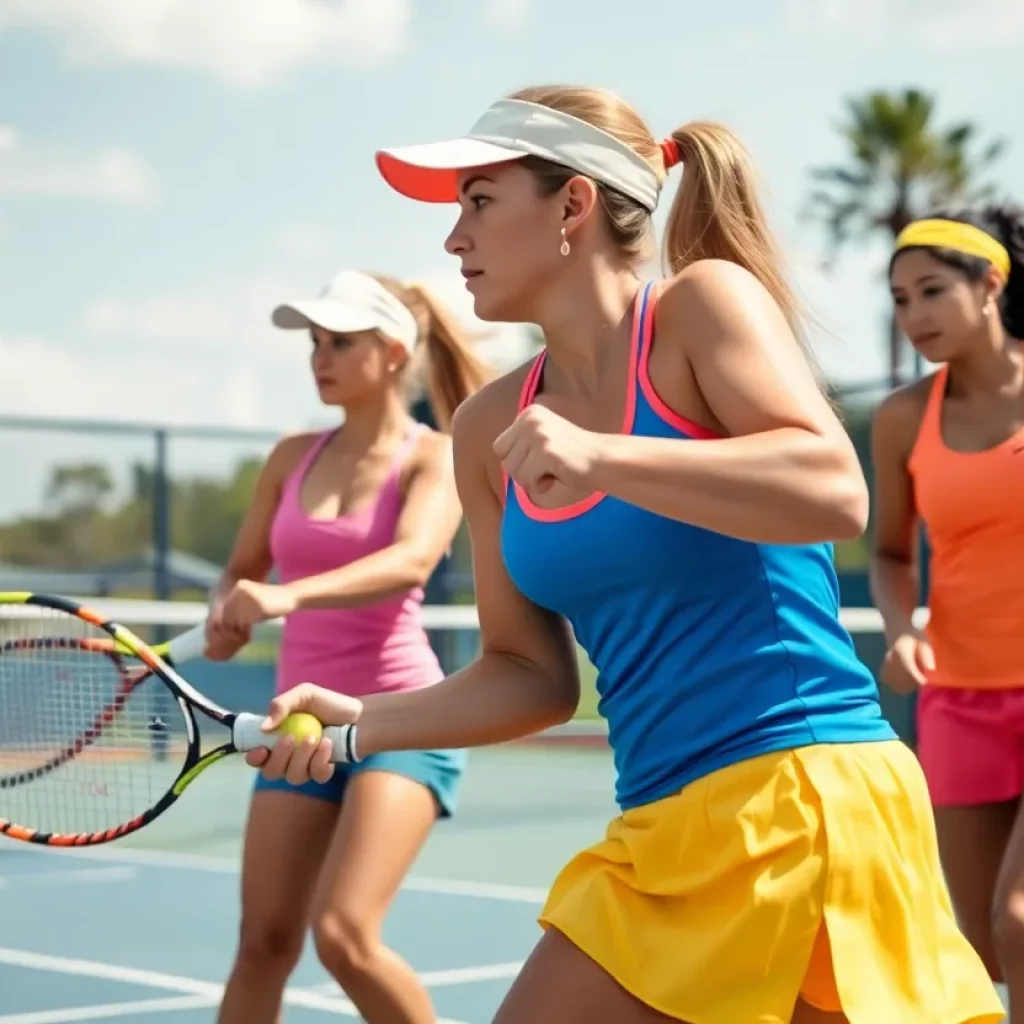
[917,685,1024,806]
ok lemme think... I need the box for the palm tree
[805,88,1006,387]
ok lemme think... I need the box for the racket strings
[0,607,185,838]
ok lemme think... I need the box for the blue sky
[0,0,1020,515]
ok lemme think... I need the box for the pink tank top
[268,426,444,698]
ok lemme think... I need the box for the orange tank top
[908,364,1024,688]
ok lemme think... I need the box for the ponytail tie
[660,137,682,170]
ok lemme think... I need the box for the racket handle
[232,713,357,764]
[165,622,209,665]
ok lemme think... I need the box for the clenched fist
[493,405,603,497]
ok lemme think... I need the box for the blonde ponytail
[404,284,493,432]
[371,275,493,432]
[502,87,818,365]
[663,123,802,334]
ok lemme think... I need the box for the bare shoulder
[451,359,536,499]
[664,257,765,293]
[453,360,532,440]
[274,430,325,458]
[401,426,455,493]
[661,258,781,315]
[650,260,843,440]
[872,374,935,455]
[262,430,325,482]
[655,260,807,379]
[656,260,795,352]
[408,426,453,466]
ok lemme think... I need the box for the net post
[152,428,171,612]
[151,427,171,762]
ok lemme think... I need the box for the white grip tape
[231,713,355,763]
[231,713,269,752]
[324,725,357,763]
[165,622,208,665]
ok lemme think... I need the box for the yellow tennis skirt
[538,739,1005,1023]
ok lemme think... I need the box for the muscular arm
[354,386,582,756]
[590,261,868,544]
[284,433,463,610]
[869,388,925,644]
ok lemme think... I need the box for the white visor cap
[376,99,662,213]
[272,270,419,353]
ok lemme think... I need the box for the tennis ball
[277,712,323,744]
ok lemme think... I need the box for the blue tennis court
[0,742,1011,1022]
[0,744,619,1024]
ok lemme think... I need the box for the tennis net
[0,598,920,745]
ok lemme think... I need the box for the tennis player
[871,207,1024,1012]
[246,89,1004,1023]
[207,270,491,1024]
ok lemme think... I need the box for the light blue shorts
[252,747,467,818]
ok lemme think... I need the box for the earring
[560,228,570,257]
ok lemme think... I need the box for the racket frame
[0,592,259,846]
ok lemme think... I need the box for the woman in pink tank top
[203,269,490,1024]
[872,205,1024,1006]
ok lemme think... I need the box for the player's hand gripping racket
[0,592,355,846]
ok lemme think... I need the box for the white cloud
[5,271,329,435]
[81,296,236,344]
[785,0,1024,46]
[0,123,158,205]
[0,0,413,87]
[83,267,535,370]
[79,272,326,360]
[0,332,268,426]
[484,0,533,32]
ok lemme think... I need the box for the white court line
[0,843,547,904]
[402,876,546,904]
[419,962,525,987]
[0,947,472,1024]
[309,960,525,995]
[0,867,137,890]
[0,846,238,875]
[0,994,216,1024]
[0,948,221,1000]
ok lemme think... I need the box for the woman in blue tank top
[248,87,1003,1024]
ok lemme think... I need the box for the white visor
[272,270,419,353]
[376,98,661,212]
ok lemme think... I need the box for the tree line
[0,457,264,571]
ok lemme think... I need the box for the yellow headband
[894,218,1011,279]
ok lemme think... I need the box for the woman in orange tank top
[871,204,1024,1011]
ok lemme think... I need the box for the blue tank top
[500,281,896,811]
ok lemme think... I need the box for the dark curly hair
[889,203,1024,339]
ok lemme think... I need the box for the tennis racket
[0,591,355,847]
